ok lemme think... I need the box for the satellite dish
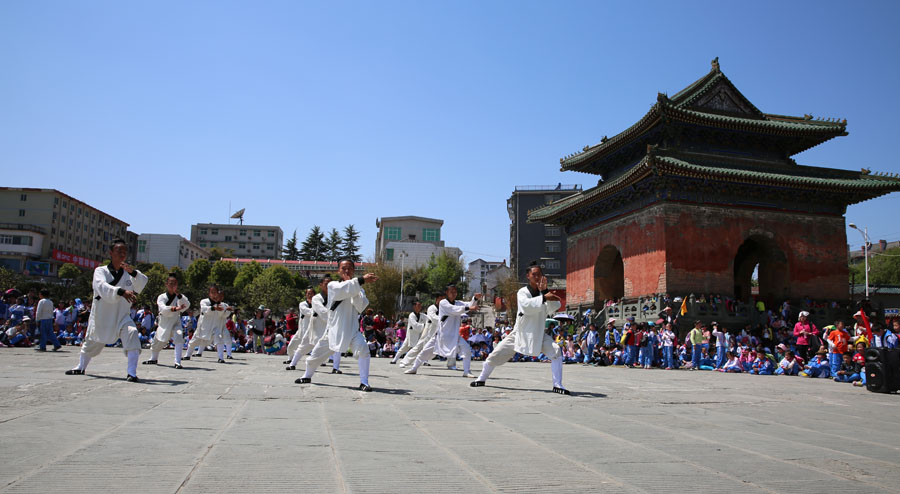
[230,208,245,224]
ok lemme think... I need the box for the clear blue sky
[2,1,899,262]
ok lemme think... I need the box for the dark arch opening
[733,235,789,305]
[594,245,624,307]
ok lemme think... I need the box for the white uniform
[286,301,313,356]
[72,264,148,377]
[400,304,439,367]
[476,286,565,389]
[186,299,229,359]
[149,292,190,364]
[300,277,370,385]
[408,297,477,376]
[392,310,426,363]
[288,294,340,369]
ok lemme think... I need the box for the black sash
[441,315,449,323]
[330,300,343,311]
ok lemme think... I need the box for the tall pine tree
[299,226,326,261]
[341,224,361,263]
[283,229,301,260]
[324,228,343,262]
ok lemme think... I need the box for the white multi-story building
[136,234,210,270]
[375,215,462,269]
[467,259,511,297]
[190,223,283,260]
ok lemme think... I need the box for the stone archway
[733,235,789,305]
[594,245,624,307]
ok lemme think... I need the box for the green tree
[425,252,467,297]
[851,248,900,287]
[137,263,168,308]
[206,247,233,261]
[247,265,297,313]
[57,263,81,281]
[186,258,211,292]
[0,267,23,294]
[234,261,264,291]
[291,272,311,293]
[210,260,239,288]
[283,229,301,261]
[300,226,326,261]
[341,224,361,263]
[362,263,401,318]
[324,228,343,262]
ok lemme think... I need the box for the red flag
[857,310,873,343]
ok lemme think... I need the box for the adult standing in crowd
[793,311,819,362]
[35,288,61,352]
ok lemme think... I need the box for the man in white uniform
[405,284,481,378]
[391,301,426,365]
[286,278,343,372]
[142,273,190,368]
[471,262,569,394]
[65,239,148,382]
[183,285,231,363]
[285,288,315,363]
[399,293,444,368]
[295,260,378,391]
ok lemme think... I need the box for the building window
[225,236,232,242]
[210,242,217,247]
[253,243,260,249]
[200,242,207,248]
[239,229,247,236]
[20,194,26,201]
[266,243,274,250]
[423,228,440,242]
[211,229,218,235]
[18,209,25,217]
[253,230,261,237]
[385,248,394,261]
[544,225,561,237]
[238,243,246,249]
[0,235,33,246]
[267,231,275,237]
[138,240,146,253]
[199,229,207,235]
[545,241,561,253]
[385,227,401,240]
[54,197,59,205]
[545,259,561,270]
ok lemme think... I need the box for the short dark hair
[209,283,221,293]
[167,272,178,281]
[110,238,128,250]
[339,259,355,268]
[526,261,542,276]
[39,288,50,297]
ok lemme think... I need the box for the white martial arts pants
[185,337,211,358]
[409,336,472,374]
[477,330,563,388]
[286,332,305,356]
[391,330,421,363]
[73,324,141,377]
[214,331,233,359]
[150,327,185,364]
[301,333,369,385]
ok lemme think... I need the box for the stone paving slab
[1,348,898,493]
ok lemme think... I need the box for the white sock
[358,355,370,386]
[77,353,91,371]
[477,362,494,382]
[463,353,471,374]
[127,350,139,377]
[150,350,160,361]
[175,344,183,364]
[226,343,232,357]
[290,349,303,367]
[551,357,563,388]
[332,352,341,370]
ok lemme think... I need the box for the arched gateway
[529,58,900,311]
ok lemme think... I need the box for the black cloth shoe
[295,377,311,384]
[470,381,486,387]
[174,364,183,369]
[65,369,84,375]
[389,361,395,365]
[182,356,191,361]
[358,384,372,392]
[126,375,140,383]
[35,348,47,352]
[285,365,296,371]
[217,359,225,363]
[52,346,61,351]
[332,369,342,374]
[283,360,291,364]
[142,360,157,365]
[226,355,233,359]
[552,387,571,395]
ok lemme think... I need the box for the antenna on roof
[231,208,246,225]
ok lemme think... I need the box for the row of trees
[283,225,361,263]
[849,247,900,287]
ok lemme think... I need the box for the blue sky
[2,1,899,262]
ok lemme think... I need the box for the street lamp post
[849,223,869,299]
[398,251,407,312]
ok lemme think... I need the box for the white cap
[799,311,810,317]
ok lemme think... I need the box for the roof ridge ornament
[711,56,720,73]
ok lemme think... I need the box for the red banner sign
[52,249,100,269]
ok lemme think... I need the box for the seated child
[800,348,831,378]
[776,350,801,375]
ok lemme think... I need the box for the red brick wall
[565,202,849,308]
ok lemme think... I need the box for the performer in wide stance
[471,262,569,394]
[65,239,148,381]
[405,284,481,378]
[285,277,343,373]
[143,273,190,368]
[398,293,443,368]
[285,288,315,363]
[391,301,426,364]
[183,285,231,363]
[295,260,378,391]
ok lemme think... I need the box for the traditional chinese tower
[530,58,900,310]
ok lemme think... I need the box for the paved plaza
[1,348,899,493]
